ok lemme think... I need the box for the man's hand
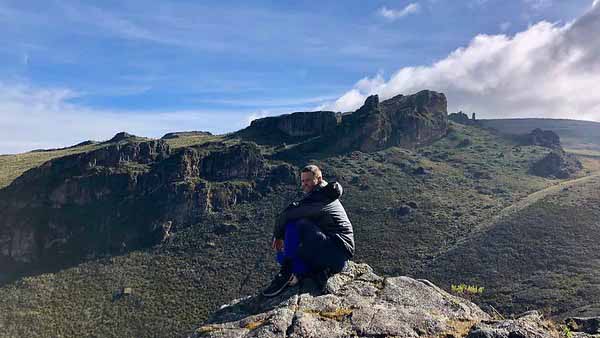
[272,238,284,252]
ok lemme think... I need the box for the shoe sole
[262,275,296,297]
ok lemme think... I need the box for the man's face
[301,172,320,193]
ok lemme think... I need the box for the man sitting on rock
[262,165,355,297]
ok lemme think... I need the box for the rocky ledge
[190,263,591,338]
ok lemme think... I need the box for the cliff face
[242,111,339,141]
[0,139,296,268]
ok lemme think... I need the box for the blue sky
[0,0,598,153]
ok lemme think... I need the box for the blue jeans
[276,219,349,276]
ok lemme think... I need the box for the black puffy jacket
[273,181,355,257]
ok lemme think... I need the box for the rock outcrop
[522,129,562,149]
[449,111,478,126]
[334,90,448,152]
[191,263,566,338]
[530,150,582,179]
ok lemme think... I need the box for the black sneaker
[313,268,331,292]
[262,268,299,297]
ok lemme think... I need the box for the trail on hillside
[431,170,600,262]
[491,171,600,223]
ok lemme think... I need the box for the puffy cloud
[378,3,420,20]
[324,3,600,122]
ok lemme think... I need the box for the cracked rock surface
[191,262,490,338]
[466,311,559,338]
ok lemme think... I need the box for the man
[262,164,354,297]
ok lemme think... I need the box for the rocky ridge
[240,90,449,152]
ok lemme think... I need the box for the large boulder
[334,90,449,152]
[191,263,569,338]
[523,129,562,149]
[191,262,489,338]
[530,150,582,179]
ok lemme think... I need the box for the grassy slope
[0,144,102,189]
[0,122,570,338]
[426,173,600,318]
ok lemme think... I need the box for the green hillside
[1,114,599,337]
[427,172,600,317]
[0,121,581,337]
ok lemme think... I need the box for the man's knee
[295,218,324,242]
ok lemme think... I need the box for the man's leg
[276,221,309,276]
[295,219,349,275]
[263,221,307,297]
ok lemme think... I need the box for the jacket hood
[322,181,343,200]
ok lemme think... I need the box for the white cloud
[322,3,600,122]
[0,82,252,154]
[246,111,270,125]
[378,3,420,20]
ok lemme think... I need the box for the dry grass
[0,143,100,189]
[163,134,224,149]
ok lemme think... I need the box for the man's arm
[273,200,324,239]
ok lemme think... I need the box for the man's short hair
[301,164,322,179]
